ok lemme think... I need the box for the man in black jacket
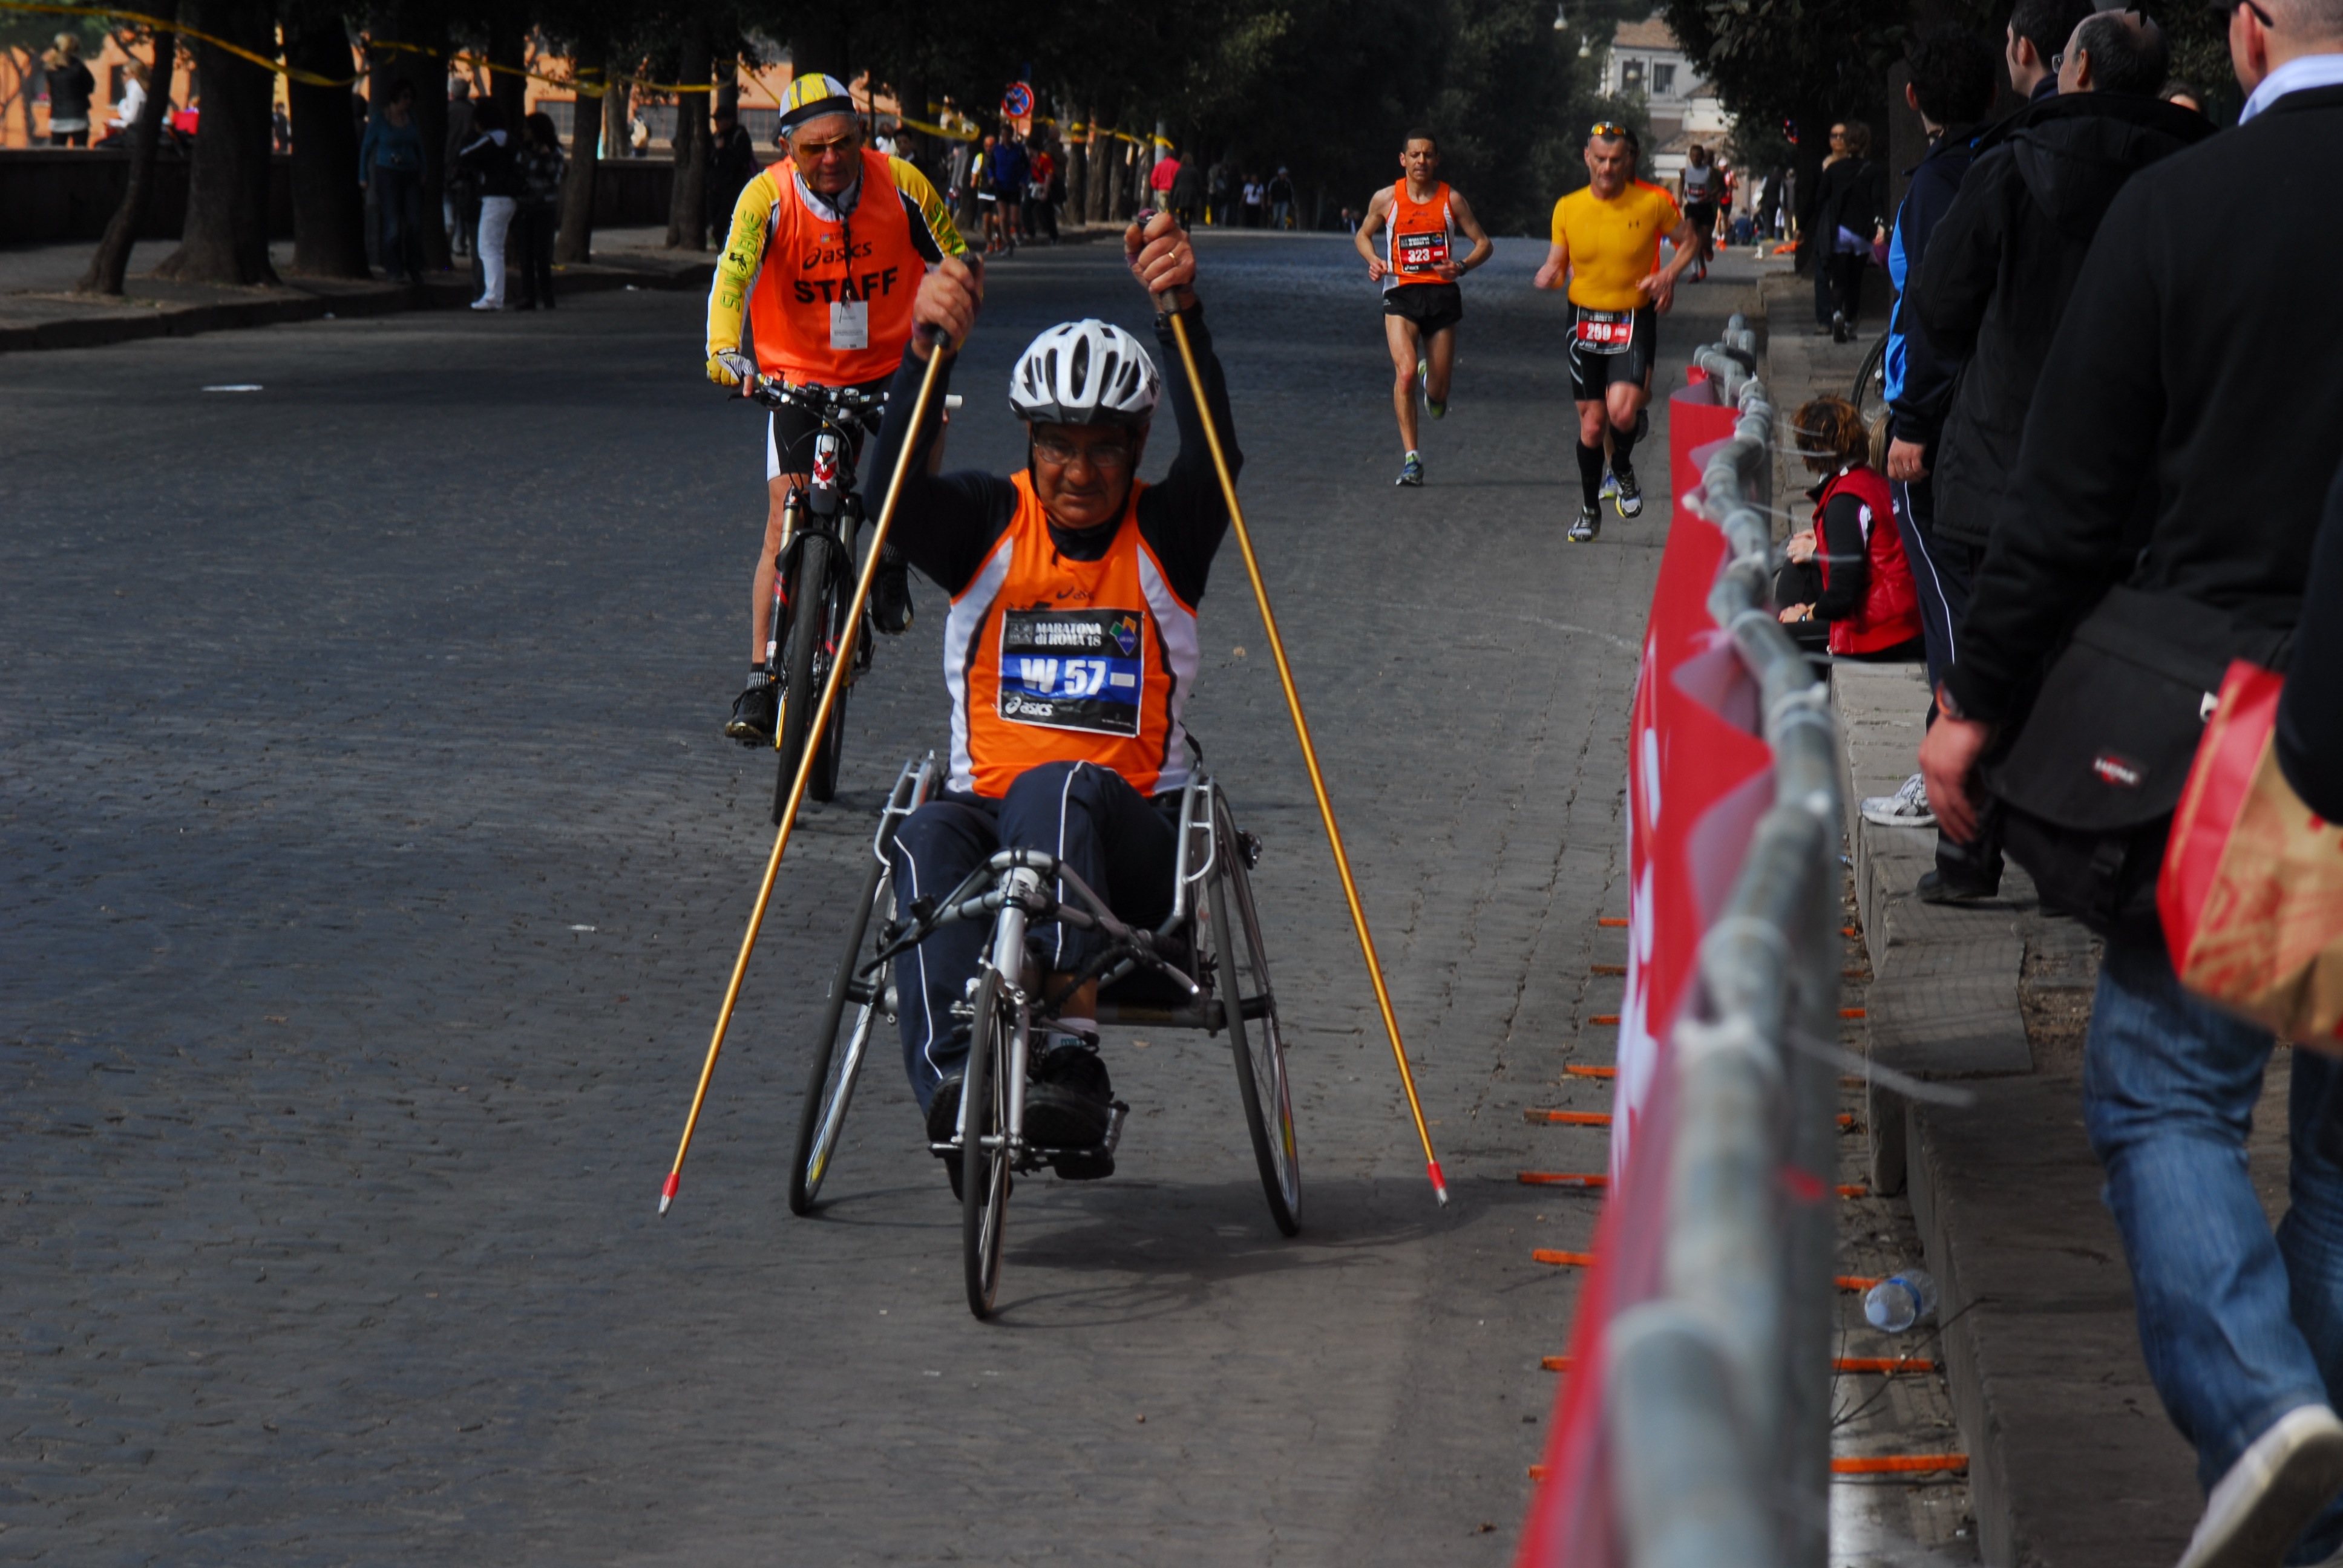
[1909,7,2208,900]
[1921,0,2343,1558]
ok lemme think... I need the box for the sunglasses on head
[1590,122,1634,141]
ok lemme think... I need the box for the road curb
[0,257,713,356]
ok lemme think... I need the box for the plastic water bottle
[1864,1269,1939,1333]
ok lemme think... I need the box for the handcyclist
[860,211,1235,1190]
[1534,121,1700,541]
[1352,130,1493,487]
[704,73,969,745]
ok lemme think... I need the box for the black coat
[1810,155,1885,247]
[1943,85,2343,727]
[456,131,524,200]
[1913,93,2212,549]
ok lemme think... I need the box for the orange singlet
[1381,178,1458,292]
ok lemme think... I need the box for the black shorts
[765,373,893,480]
[1567,304,1658,402]
[1686,201,1718,234]
[1383,281,1463,335]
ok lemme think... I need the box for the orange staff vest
[943,473,1201,799]
[747,149,931,385]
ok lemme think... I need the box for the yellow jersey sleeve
[889,155,969,261]
[707,171,778,356]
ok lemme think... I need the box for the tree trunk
[1109,136,1135,222]
[896,71,927,174]
[286,5,368,277]
[402,24,453,272]
[555,52,607,264]
[1790,99,1829,276]
[484,14,525,127]
[155,0,278,284]
[663,18,710,249]
[79,20,177,295]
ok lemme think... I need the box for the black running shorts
[1383,281,1463,335]
[1567,303,1657,402]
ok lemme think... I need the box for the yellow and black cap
[778,73,855,132]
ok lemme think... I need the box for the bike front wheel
[962,969,1014,1319]
[772,534,847,820]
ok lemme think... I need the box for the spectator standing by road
[1026,139,1059,242]
[1148,145,1180,215]
[1168,152,1201,227]
[358,77,425,284]
[1809,120,1885,339]
[42,34,94,146]
[511,111,565,310]
[1267,166,1295,228]
[444,77,477,260]
[1912,7,2206,901]
[1919,2,2343,1560]
[456,102,522,310]
[2007,0,2093,100]
[1242,174,1264,227]
[706,101,758,237]
[1678,144,1720,278]
[1207,157,1231,224]
[1860,25,2001,832]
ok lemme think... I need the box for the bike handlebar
[739,374,962,427]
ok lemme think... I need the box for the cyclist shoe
[1395,454,1424,488]
[1613,462,1643,519]
[1025,1036,1120,1178]
[1861,773,1936,829]
[928,1071,966,1198]
[1917,867,1999,905]
[870,558,916,636]
[1568,503,1601,543]
[726,679,778,745]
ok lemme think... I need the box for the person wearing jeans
[358,77,426,284]
[2085,939,2343,1563]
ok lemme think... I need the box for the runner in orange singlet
[1352,129,1492,487]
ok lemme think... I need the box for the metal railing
[1606,316,1840,1567]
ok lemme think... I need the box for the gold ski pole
[660,342,950,1215]
[1159,303,1449,1206]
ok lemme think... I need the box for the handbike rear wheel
[787,851,890,1215]
[1208,795,1301,1236]
[961,970,1014,1319]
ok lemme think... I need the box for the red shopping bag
[2160,659,2343,1049]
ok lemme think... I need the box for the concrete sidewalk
[0,226,715,355]
[1760,273,2297,1566]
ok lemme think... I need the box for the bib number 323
[1397,231,1449,274]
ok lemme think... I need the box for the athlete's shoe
[1395,455,1425,487]
[1613,462,1643,519]
[870,558,915,636]
[1600,469,1619,501]
[1416,357,1445,420]
[1025,1037,1119,1178]
[726,680,778,745]
[1427,395,1447,420]
[1860,773,1936,829]
[1568,503,1601,543]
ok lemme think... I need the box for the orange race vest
[747,149,925,385]
[1383,178,1457,290]
[943,473,1201,799]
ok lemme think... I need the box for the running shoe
[726,679,778,745]
[1860,773,1936,829]
[1613,462,1643,518]
[1395,454,1424,487]
[1417,357,1445,420]
[1600,469,1619,500]
[1568,503,1601,543]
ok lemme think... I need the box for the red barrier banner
[1515,374,1774,1567]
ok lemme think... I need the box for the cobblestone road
[2,231,1746,1564]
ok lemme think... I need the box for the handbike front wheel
[962,970,1014,1318]
[787,853,890,1215]
[1208,794,1301,1236]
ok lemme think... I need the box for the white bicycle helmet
[1008,319,1161,428]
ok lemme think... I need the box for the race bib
[1396,230,1449,274]
[997,609,1145,736]
[1575,308,1636,355]
[830,299,869,351]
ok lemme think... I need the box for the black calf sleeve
[1576,440,1605,508]
[1609,413,1640,472]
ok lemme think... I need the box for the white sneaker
[2178,1405,2343,1568]
[1860,773,1936,829]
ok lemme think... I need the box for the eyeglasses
[1032,434,1133,469]
[1589,122,1636,143]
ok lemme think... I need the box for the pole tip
[659,1171,680,1215]
[1428,1160,1450,1207]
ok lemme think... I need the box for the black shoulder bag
[1982,585,2289,942]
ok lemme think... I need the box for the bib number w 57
[997,609,1145,736]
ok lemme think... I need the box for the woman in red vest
[1779,395,1923,661]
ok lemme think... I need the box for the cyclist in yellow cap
[704,73,970,743]
[1535,121,1699,542]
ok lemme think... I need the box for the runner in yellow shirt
[1533,122,1700,541]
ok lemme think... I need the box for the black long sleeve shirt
[1944,85,2343,726]
[863,309,1240,608]
[1809,487,1872,623]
